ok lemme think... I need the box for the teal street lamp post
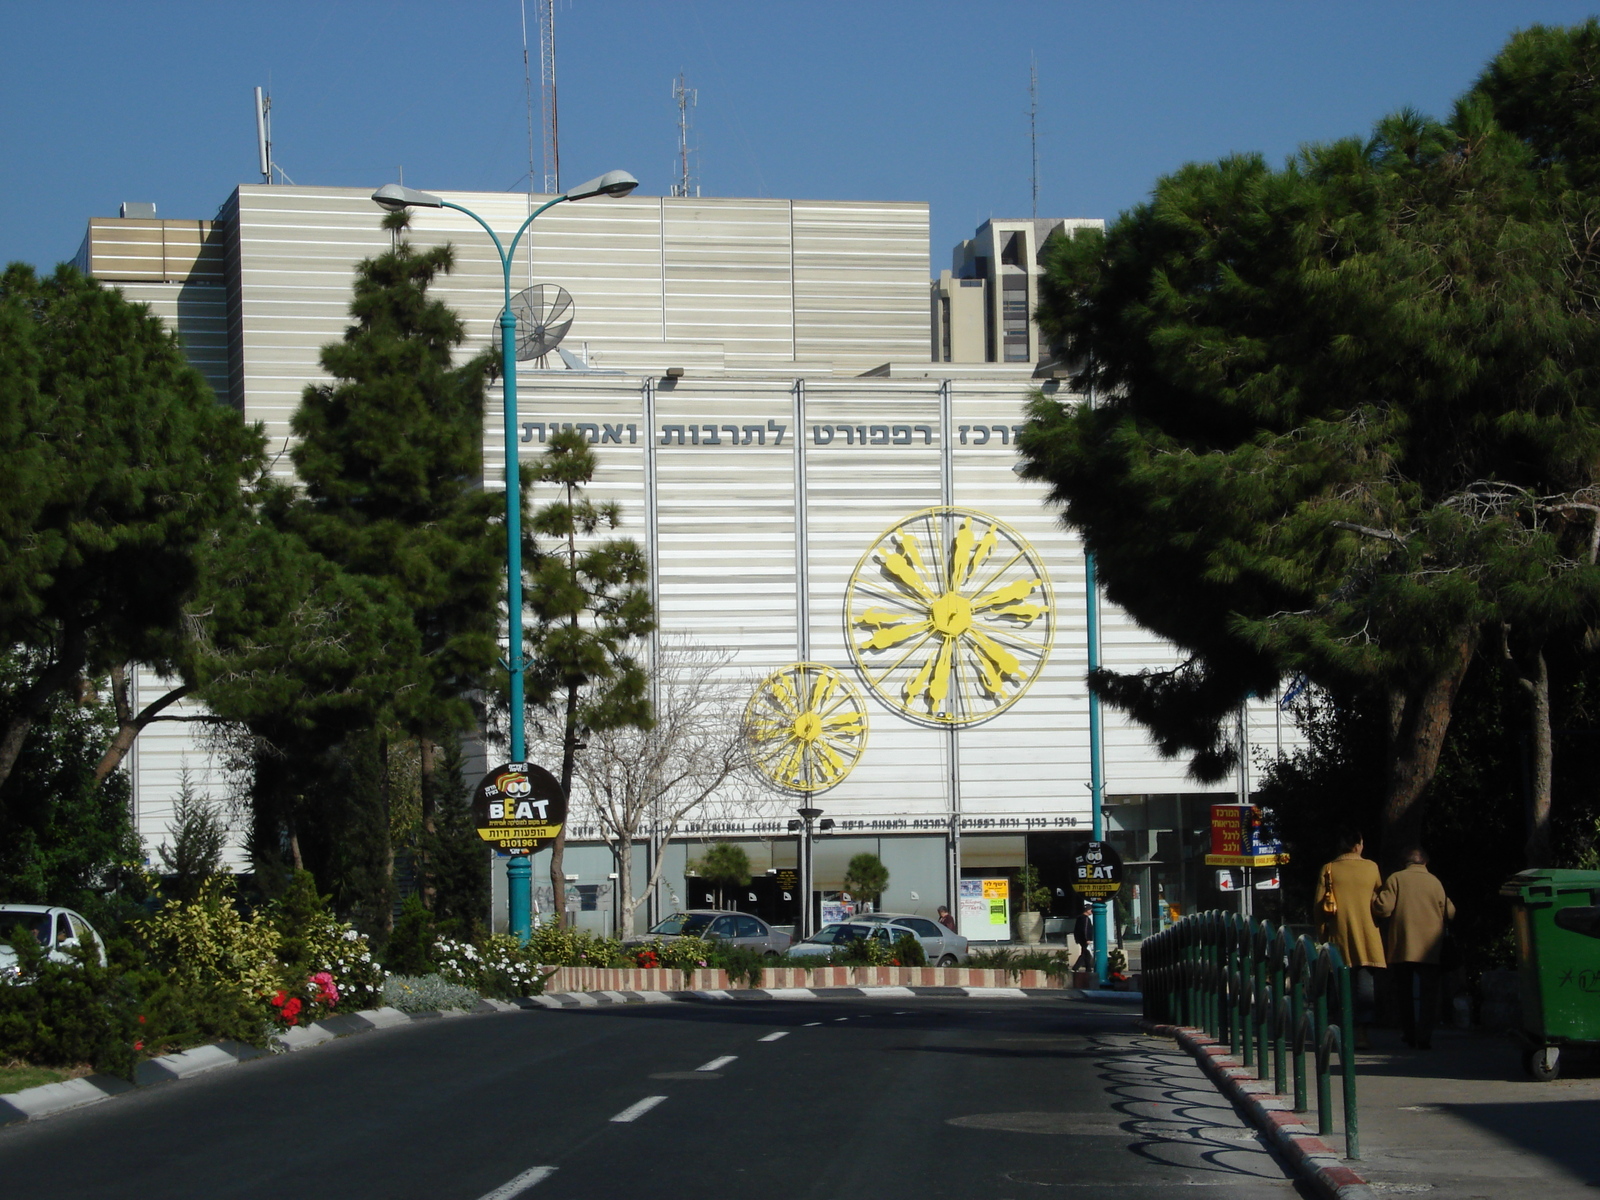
[370,171,639,939]
[1085,548,1108,987]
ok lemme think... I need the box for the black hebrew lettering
[722,424,739,444]
[972,426,991,445]
[869,425,889,445]
[601,423,623,444]
[1012,425,1024,443]
[914,425,933,444]
[660,425,685,445]
[742,425,764,445]
[839,425,857,445]
[813,425,834,444]
[767,419,786,445]
[990,425,1009,445]
[856,426,867,443]
[690,425,700,444]
[702,425,720,445]
[892,425,911,444]
[577,423,599,443]
[958,425,970,444]
[520,422,545,443]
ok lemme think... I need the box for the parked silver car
[625,910,792,957]
[0,905,102,981]
[852,912,968,965]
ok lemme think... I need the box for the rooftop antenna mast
[537,0,559,195]
[254,86,272,185]
[671,73,699,198]
[1028,54,1039,218]
[253,86,294,185]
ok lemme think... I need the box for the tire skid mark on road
[758,1031,788,1042]
[474,1164,556,1199]
[610,1095,669,1123]
[697,1055,737,1072]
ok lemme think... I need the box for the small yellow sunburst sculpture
[847,507,1054,726]
[746,663,869,793]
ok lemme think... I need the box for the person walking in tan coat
[1375,848,1455,1049]
[1314,829,1385,1048]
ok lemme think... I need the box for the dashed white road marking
[834,1017,850,1022]
[610,1095,669,1123]
[758,1031,789,1042]
[475,1165,556,1199]
[804,1021,822,1026]
[697,1055,738,1072]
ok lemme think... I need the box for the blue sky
[5,1,1598,274]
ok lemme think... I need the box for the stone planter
[1015,911,1044,944]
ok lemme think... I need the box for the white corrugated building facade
[74,186,1296,945]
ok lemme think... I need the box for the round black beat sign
[1071,840,1124,899]
[473,762,567,855]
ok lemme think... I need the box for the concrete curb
[0,1001,500,1129]
[1141,1021,1377,1200]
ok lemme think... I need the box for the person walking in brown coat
[1314,829,1385,1048]
[1375,848,1456,1049]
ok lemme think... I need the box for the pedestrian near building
[1314,829,1386,1049]
[1073,901,1094,971]
[1375,847,1456,1049]
[936,905,956,932]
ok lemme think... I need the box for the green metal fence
[1141,912,1360,1160]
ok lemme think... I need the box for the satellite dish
[510,284,575,362]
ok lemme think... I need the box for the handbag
[1320,868,1339,916]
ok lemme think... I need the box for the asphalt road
[0,995,1311,1199]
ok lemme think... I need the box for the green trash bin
[1499,868,1600,1080]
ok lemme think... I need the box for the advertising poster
[961,877,1011,941]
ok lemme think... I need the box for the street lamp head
[796,806,823,821]
[563,170,639,201]
[371,183,446,212]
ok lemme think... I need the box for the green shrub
[707,943,766,988]
[968,946,1072,980]
[0,934,137,1078]
[432,933,548,999]
[382,973,479,1013]
[830,935,892,967]
[384,895,438,976]
[523,919,623,968]
[135,876,281,1001]
[890,932,926,967]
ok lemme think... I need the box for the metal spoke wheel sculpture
[846,506,1054,726]
[746,663,869,793]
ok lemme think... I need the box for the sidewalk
[1348,1024,1600,1198]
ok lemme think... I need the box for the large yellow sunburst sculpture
[847,507,1054,726]
[746,663,869,793]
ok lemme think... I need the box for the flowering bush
[430,933,547,999]
[383,973,480,1013]
[136,877,281,1001]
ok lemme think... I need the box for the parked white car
[0,905,102,981]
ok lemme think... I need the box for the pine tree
[0,264,262,796]
[1020,69,1600,860]
[525,428,654,925]
[286,230,502,906]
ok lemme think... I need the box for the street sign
[1204,804,1288,867]
[1071,841,1124,899]
[473,761,567,855]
